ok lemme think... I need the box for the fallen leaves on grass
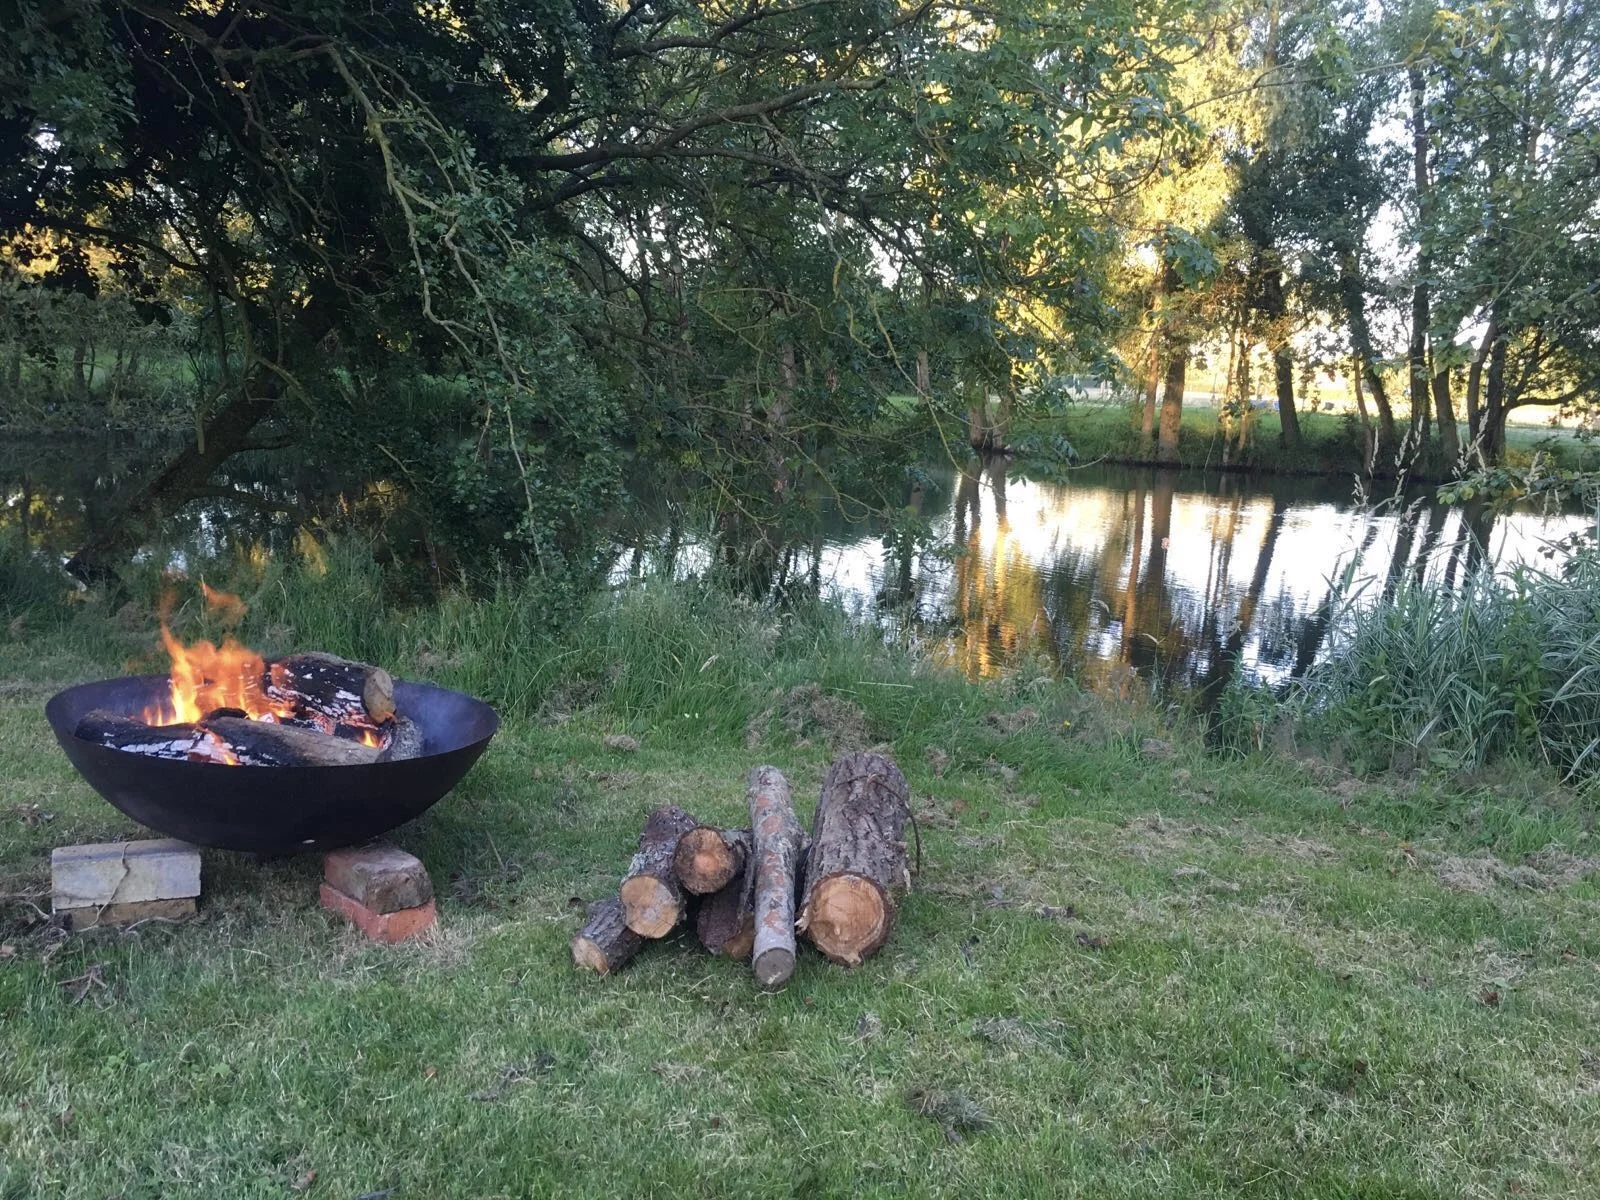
[1479,988,1502,1008]
[907,1087,991,1143]
[1075,932,1110,950]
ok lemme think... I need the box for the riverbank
[2,570,1597,1197]
[1013,402,1594,481]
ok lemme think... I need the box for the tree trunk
[71,338,88,398]
[1257,253,1300,449]
[674,827,751,896]
[1482,299,1510,464]
[571,897,645,975]
[1431,357,1460,468]
[1158,351,1185,464]
[916,349,930,398]
[1407,65,1434,455]
[1350,355,1375,474]
[1465,320,1492,447]
[1141,337,1159,448]
[747,765,804,988]
[798,753,911,966]
[620,806,699,937]
[1337,248,1397,456]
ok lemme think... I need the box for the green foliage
[1301,551,1600,779]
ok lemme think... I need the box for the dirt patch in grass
[1432,846,1600,893]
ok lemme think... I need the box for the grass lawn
[1014,401,1596,481]
[2,583,1598,1198]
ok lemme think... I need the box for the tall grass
[1301,549,1600,779]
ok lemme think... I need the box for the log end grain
[799,875,889,967]
[753,946,796,989]
[674,827,747,895]
[619,874,682,938]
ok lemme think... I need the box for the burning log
[571,896,646,975]
[74,710,229,763]
[674,826,751,895]
[377,715,425,762]
[200,717,382,767]
[748,765,805,989]
[797,752,911,966]
[265,652,396,727]
[619,806,699,937]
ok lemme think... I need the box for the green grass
[2,560,1599,1197]
[1015,401,1597,481]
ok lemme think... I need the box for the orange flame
[145,585,390,763]
[143,585,295,727]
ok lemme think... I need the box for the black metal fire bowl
[45,676,499,854]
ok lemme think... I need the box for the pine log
[695,870,755,959]
[571,896,646,975]
[200,716,382,767]
[377,715,426,762]
[798,752,911,966]
[619,805,699,937]
[74,710,227,763]
[748,765,805,988]
[265,652,396,726]
[674,826,751,895]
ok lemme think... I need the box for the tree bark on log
[619,806,699,937]
[747,765,805,988]
[200,717,382,766]
[695,870,755,959]
[798,752,911,966]
[74,711,227,762]
[674,827,751,895]
[266,653,396,726]
[571,896,646,975]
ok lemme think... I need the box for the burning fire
[142,584,295,727]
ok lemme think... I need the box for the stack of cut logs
[75,653,424,766]
[573,751,911,988]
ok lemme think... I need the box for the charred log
[74,710,228,763]
[266,652,396,727]
[377,715,425,762]
[199,716,382,767]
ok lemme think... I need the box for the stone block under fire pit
[320,842,436,943]
[52,838,201,930]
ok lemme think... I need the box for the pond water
[4,437,1591,691]
[612,456,1592,692]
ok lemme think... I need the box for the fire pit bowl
[46,675,499,854]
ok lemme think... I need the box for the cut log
[199,716,381,767]
[265,652,396,726]
[748,765,805,988]
[695,870,755,959]
[674,826,751,895]
[74,710,229,763]
[377,715,425,762]
[572,896,647,975]
[619,805,699,937]
[798,752,911,966]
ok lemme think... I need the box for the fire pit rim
[45,674,500,853]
